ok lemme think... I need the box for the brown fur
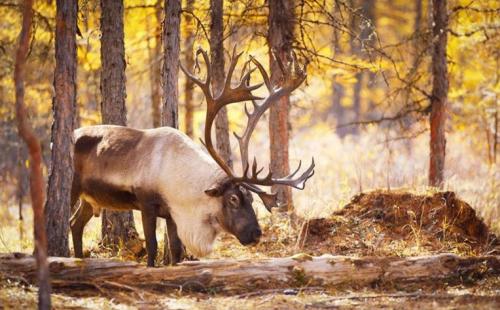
[70,125,262,267]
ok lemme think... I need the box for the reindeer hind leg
[70,200,93,258]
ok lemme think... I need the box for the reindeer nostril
[253,228,262,240]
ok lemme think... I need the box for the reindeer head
[205,181,261,245]
[181,47,314,246]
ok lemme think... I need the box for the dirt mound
[301,190,498,256]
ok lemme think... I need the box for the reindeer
[70,47,314,267]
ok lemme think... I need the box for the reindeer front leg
[141,208,158,267]
[164,215,184,265]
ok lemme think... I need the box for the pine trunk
[210,0,233,168]
[183,0,195,137]
[161,0,180,128]
[414,0,423,43]
[100,0,138,249]
[14,0,51,307]
[494,77,498,165]
[162,0,181,264]
[149,0,162,128]
[428,0,448,188]
[17,144,28,241]
[45,0,77,258]
[410,0,424,78]
[268,0,294,210]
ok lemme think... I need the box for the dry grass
[0,128,498,309]
[2,274,499,309]
[289,127,499,234]
[0,128,498,256]
[0,281,134,309]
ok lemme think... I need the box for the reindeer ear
[256,191,280,212]
[205,179,234,197]
[204,184,224,197]
[240,183,281,212]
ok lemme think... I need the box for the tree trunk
[1,253,498,294]
[161,0,180,128]
[428,0,448,188]
[414,0,422,42]
[351,70,362,135]
[349,0,362,136]
[400,0,424,151]
[492,56,499,165]
[45,0,77,258]
[80,3,98,125]
[100,0,138,249]
[362,0,376,112]
[349,0,376,133]
[17,144,28,243]
[162,0,181,264]
[408,0,424,79]
[494,90,498,165]
[210,0,233,168]
[331,22,347,137]
[148,0,162,128]
[183,0,195,137]
[268,0,294,211]
[13,0,51,308]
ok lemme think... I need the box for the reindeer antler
[181,47,314,212]
[180,47,263,176]
[232,51,314,209]
[234,51,308,170]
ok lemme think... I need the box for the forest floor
[1,189,499,309]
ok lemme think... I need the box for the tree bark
[491,54,498,165]
[268,0,294,211]
[45,0,77,258]
[1,253,498,293]
[100,0,138,249]
[414,0,422,41]
[17,144,28,243]
[162,0,181,264]
[13,0,51,308]
[161,0,180,128]
[183,0,195,137]
[210,0,233,168]
[494,80,498,165]
[148,0,162,128]
[428,0,449,188]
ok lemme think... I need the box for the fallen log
[1,253,498,293]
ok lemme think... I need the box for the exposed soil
[300,190,499,257]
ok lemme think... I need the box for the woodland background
[1,0,498,229]
[0,0,499,308]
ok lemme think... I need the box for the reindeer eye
[228,194,240,207]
